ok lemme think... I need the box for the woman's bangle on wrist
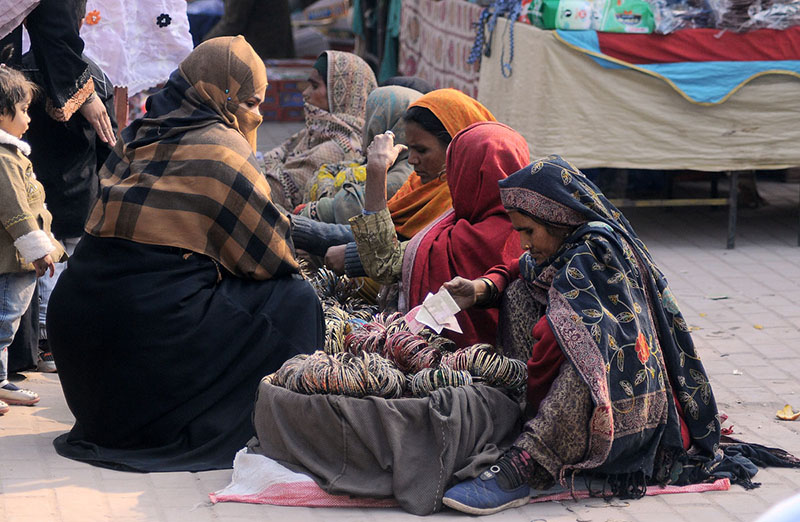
[476,277,499,307]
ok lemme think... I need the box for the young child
[0,64,64,414]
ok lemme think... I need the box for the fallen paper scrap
[753,324,764,330]
[732,369,743,375]
[404,288,462,335]
[776,404,800,421]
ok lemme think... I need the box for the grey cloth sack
[248,382,522,515]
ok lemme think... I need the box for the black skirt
[48,234,323,472]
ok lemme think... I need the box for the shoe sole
[37,365,57,373]
[442,495,531,515]
[1,397,40,406]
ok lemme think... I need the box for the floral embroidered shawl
[262,51,377,208]
[498,155,720,481]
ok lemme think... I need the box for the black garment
[203,0,295,59]
[23,54,116,238]
[25,0,90,112]
[49,234,323,472]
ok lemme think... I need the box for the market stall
[476,22,800,247]
[477,23,800,172]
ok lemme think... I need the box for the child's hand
[32,254,55,278]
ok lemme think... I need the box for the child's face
[0,100,31,139]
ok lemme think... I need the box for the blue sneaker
[442,465,532,515]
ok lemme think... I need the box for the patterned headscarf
[499,155,720,480]
[306,85,422,203]
[262,51,377,208]
[85,36,298,280]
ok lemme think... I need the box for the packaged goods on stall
[521,0,655,32]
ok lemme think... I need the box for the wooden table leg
[114,86,128,129]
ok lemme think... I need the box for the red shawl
[401,122,530,347]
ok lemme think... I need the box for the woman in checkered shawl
[47,37,324,472]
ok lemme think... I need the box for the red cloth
[526,316,565,416]
[671,389,692,450]
[597,27,800,64]
[406,122,529,347]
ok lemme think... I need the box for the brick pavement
[1,122,798,521]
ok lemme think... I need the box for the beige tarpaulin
[478,23,800,171]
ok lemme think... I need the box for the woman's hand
[324,245,346,275]
[442,276,487,311]
[79,93,117,147]
[32,254,55,278]
[366,132,407,173]
[363,132,407,212]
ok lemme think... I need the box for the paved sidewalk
[1,123,798,521]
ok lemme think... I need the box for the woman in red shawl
[350,121,530,346]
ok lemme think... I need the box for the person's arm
[0,158,57,271]
[348,207,406,284]
[290,214,354,256]
[321,241,368,277]
[26,0,92,122]
[443,259,521,310]
[26,0,116,145]
[363,132,406,212]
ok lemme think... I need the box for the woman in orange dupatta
[292,88,496,278]
[386,88,495,239]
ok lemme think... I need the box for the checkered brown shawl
[85,37,299,280]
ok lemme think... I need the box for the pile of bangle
[410,367,473,397]
[322,305,352,354]
[342,312,407,355]
[311,268,378,327]
[383,331,441,373]
[440,344,527,390]
[272,272,527,398]
[266,350,405,398]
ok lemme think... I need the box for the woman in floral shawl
[441,155,797,515]
[262,51,377,209]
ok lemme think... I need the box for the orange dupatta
[387,89,495,239]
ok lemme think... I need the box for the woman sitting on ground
[300,85,423,224]
[262,50,376,209]
[48,36,324,472]
[350,121,530,347]
[440,155,722,514]
[292,88,496,281]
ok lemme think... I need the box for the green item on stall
[524,0,654,33]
